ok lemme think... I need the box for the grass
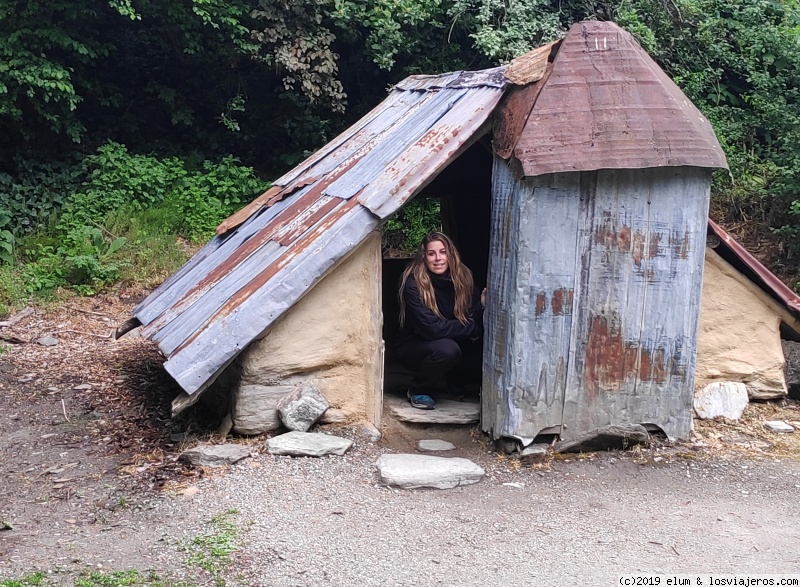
[1,570,192,587]
[1,511,245,587]
[184,509,243,587]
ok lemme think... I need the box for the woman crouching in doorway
[396,232,485,410]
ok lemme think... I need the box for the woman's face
[424,240,449,275]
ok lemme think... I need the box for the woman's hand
[481,287,487,309]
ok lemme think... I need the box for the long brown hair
[399,232,474,327]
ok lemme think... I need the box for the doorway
[380,139,494,419]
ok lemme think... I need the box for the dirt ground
[1,293,800,584]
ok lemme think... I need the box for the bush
[8,142,269,296]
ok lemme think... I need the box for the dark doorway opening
[380,139,494,412]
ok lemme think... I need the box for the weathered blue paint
[483,163,710,442]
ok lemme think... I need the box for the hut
[125,20,730,443]
[696,221,800,401]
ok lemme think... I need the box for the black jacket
[398,273,483,343]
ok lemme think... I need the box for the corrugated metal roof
[511,21,728,176]
[132,69,510,402]
[707,219,800,324]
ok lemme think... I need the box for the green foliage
[0,572,46,587]
[11,142,266,294]
[449,0,564,61]
[384,198,442,255]
[0,158,81,237]
[0,211,14,264]
[1,569,196,587]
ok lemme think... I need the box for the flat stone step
[416,439,456,452]
[267,431,353,457]
[376,454,485,489]
[389,399,480,424]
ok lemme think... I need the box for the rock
[375,454,485,489]
[360,422,382,443]
[276,382,329,432]
[694,381,749,420]
[389,399,480,424]
[232,384,295,435]
[765,420,794,433]
[319,408,353,424]
[267,431,352,457]
[73,384,92,391]
[416,439,456,452]
[181,444,251,468]
[554,424,650,453]
[35,336,59,347]
[519,444,548,463]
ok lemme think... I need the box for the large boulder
[693,381,749,420]
[232,384,295,435]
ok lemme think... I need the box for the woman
[395,232,485,410]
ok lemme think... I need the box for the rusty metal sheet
[140,190,338,342]
[216,184,283,235]
[481,157,582,441]
[275,89,432,188]
[513,21,728,176]
[162,205,379,395]
[562,167,711,441]
[153,198,360,360]
[358,86,506,219]
[707,219,800,318]
[493,61,554,160]
[135,194,297,325]
[325,88,473,200]
[502,40,560,86]
[395,67,508,91]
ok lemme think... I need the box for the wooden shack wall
[483,159,711,442]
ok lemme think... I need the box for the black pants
[396,336,482,395]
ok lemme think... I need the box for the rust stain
[669,230,690,259]
[142,159,362,339]
[649,232,662,259]
[551,287,574,316]
[535,292,547,316]
[583,313,674,399]
[172,198,361,356]
[632,230,645,266]
[274,197,341,246]
[617,225,631,253]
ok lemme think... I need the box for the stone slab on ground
[267,431,353,457]
[181,444,251,468]
[694,381,749,420]
[35,336,59,347]
[389,399,480,424]
[417,439,456,452]
[765,420,794,433]
[554,424,650,453]
[519,444,548,463]
[375,454,484,489]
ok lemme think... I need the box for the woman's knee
[432,339,461,367]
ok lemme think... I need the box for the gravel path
[6,428,798,586]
